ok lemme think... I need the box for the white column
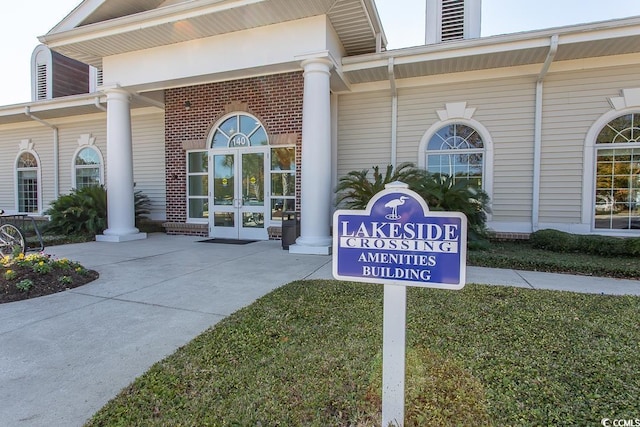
[97,88,146,242]
[289,58,333,255]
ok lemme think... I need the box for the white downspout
[532,34,558,232]
[25,106,60,200]
[94,97,107,112]
[388,58,397,167]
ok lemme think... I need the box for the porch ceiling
[40,0,386,68]
[342,17,640,85]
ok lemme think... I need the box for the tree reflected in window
[426,123,484,188]
[594,113,640,230]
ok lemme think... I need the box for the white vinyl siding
[0,126,52,214]
[397,76,536,223]
[337,90,392,178]
[58,119,107,196]
[541,64,640,225]
[57,112,166,220]
[131,111,166,221]
[0,110,165,219]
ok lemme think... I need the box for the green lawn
[86,279,640,426]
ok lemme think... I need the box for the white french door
[209,148,268,240]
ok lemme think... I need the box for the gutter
[532,34,559,232]
[388,57,397,167]
[25,106,60,201]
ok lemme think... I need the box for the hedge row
[529,229,640,257]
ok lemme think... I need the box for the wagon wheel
[0,223,26,256]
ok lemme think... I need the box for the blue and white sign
[332,182,467,289]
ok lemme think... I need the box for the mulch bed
[0,266,99,304]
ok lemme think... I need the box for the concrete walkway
[1,233,639,426]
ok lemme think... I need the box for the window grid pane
[187,151,209,219]
[594,141,640,230]
[426,123,485,187]
[18,170,38,213]
[75,167,101,189]
[270,148,296,222]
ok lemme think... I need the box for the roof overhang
[0,92,162,127]
[342,16,640,85]
[40,0,387,68]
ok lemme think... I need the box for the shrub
[528,229,574,252]
[412,173,491,241]
[134,190,151,226]
[530,229,640,257]
[335,163,425,209]
[335,163,491,242]
[45,186,152,236]
[46,186,107,235]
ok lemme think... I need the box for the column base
[289,236,332,255]
[96,232,147,243]
[288,243,332,255]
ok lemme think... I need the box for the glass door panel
[211,152,237,239]
[210,149,268,240]
[240,152,266,237]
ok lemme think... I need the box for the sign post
[382,284,406,426]
[332,182,467,427]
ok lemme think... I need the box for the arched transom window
[426,123,484,187]
[74,146,103,189]
[594,113,640,230]
[211,113,268,148]
[16,152,39,213]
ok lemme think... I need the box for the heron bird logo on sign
[384,196,408,220]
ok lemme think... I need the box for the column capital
[300,57,334,75]
[102,85,131,101]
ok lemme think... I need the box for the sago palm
[334,162,425,209]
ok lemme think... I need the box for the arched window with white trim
[73,146,103,189]
[16,151,40,213]
[593,112,640,230]
[419,103,493,200]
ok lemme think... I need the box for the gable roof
[41,0,387,68]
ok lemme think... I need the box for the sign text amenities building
[333,182,466,290]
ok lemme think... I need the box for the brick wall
[165,72,304,230]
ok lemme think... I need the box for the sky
[1,0,640,106]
